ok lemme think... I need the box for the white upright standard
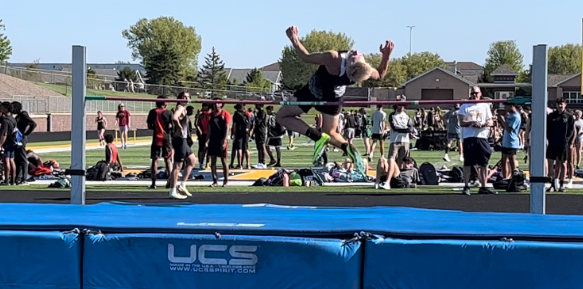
[71,45,87,205]
[529,44,548,214]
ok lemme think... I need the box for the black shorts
[372,133,384,141]
[172,137,193,163]
[501,147,518,156]
[268,137,282,147]
[233,135,249,150]
[295,92,343,116]
[255,133,267,144]
[546,144,569,162]
[151,141,172,159]
[208,140,227,158]
[462,137,492,167]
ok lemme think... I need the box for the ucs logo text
[168,244,258,266]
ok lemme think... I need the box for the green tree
[0,20,12,63]
[362,52,446,87]
[280,30,354,90]
[198,47,228,93]
[122,17,202,80]
[86,67,101,87]
[548,44,582,75]
[484,40,524,82]
[143,43,182,86]
[245,68,271,92]
[401,52,448,80]
[115,66,138,82]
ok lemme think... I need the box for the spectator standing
[443,104,463,162]
[266,106,285,167]
[146,96,174,189]
[458,86,497,195]
[167,92,196,200]
[196,104,211,170]
[115,104,131,149]
[95,111,107,146]
[387,104,412,166]
[231,104,251,169]
[0,102,17,185]
[207,101,231,187]
[368,105,387,162]
[12,101,37,185]
[253,104,268,169]
[573,110,583,170]
[498,102,521,179]
[546,98,575,192]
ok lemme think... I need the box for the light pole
[407,26,415,56]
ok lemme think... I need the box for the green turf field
[36,135,526,171]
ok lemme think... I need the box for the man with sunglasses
[546,97,575,192]
[457,86,497,195]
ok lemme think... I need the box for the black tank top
[294,52,355,101]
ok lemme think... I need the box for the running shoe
[312,133,331,165]
[177,185,192,197]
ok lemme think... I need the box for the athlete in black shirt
[230,104,251,169]
[253,105,268,168]
[276,25,395,173]
[11,102,36,185]
[0,102,17,185]
[546,98,575,192]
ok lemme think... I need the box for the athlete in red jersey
[196,103,212,169]
[207,99,232,187]
[147,96,174,189]
[104,134,123,171]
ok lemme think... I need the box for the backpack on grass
[419,162,439,185]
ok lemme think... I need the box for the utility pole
[407,26,415,56]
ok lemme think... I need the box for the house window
[563,91,582,104]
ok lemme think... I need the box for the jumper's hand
[380,40,395,57]
[286,26,299,41]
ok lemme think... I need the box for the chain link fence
[0,96,156,114]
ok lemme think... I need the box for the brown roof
[548,74,576,86]
[445,61,484,71]
[491,64,518,76]
[461,75,480,84]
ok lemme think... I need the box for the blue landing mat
[0,230,81,289]
[363,238,583,289]
[1,202,583,239]
[83,234,361,289]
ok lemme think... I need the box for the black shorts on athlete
[198,134,208,149]
[372,133,384,141]
[501,147,518,156]
[208,140,227,158]
[546,144,569,162]
[295,92,343,116]
[232,134,249,150]
[172,137,193,163]
[151,141,172,160]
[268,137,282,147]
[462,137,492,167]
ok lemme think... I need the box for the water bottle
[283,173,289,187]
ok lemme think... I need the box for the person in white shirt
[388,104,412,166]
[457,86,497,195]
[368,105,387,161]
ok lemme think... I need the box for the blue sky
[2,0,582,69]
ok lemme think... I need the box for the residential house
[548,73,582,105]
